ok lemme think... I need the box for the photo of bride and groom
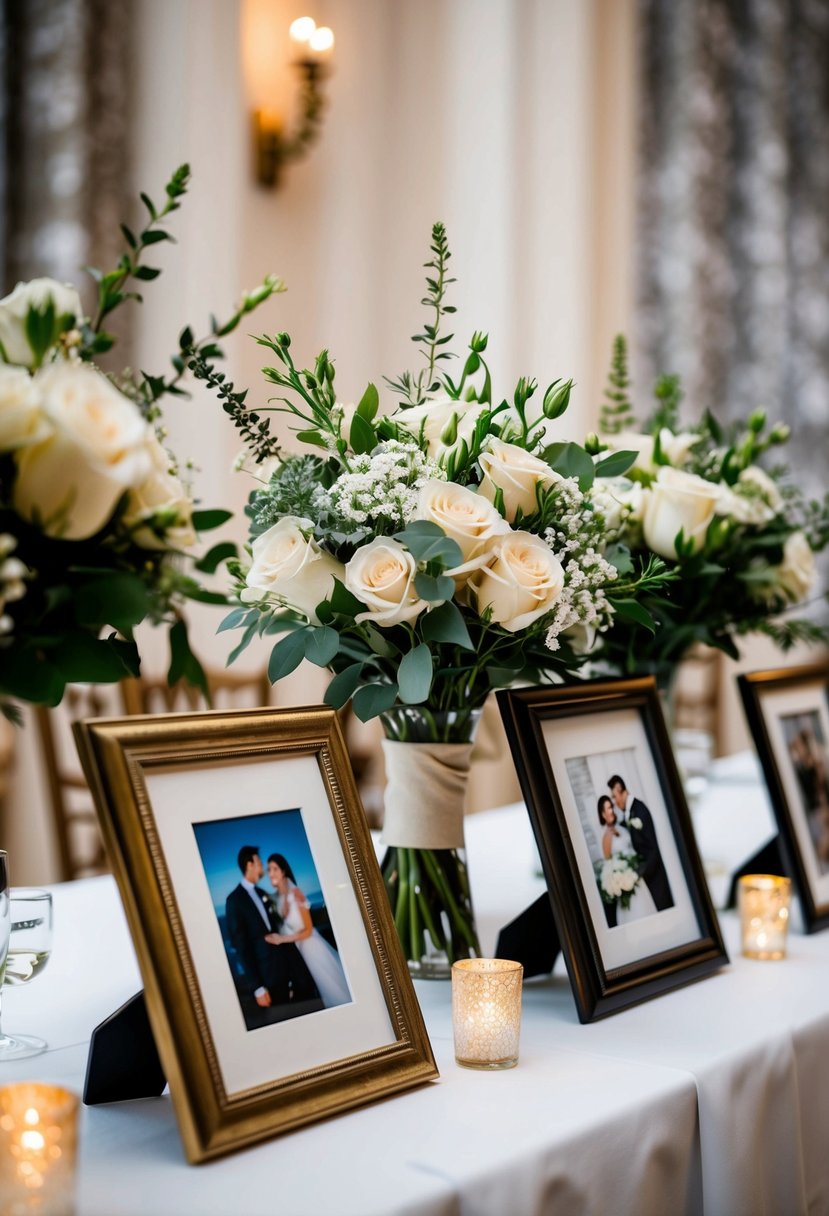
[595,775,675,929]
[194,809,352,1032]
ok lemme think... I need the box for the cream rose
[468,532,565,633]
[0,278,83,367]
[241,516,344,624]
[13,364,152,540]
[605,427,698,474]
[592,476,645,535]
[716,465,783,526]
[123,434,196,550]
[477,437,560,521]
[0,365,49,451]
[415,480,510,583]
[344,537,429,627]
[394,397,487,461]
[775,531,816,604]
[606,430,656,473]
[642,466,720,559]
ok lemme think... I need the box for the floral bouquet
[0,166,281,720]
[595,852,642,912]
[217,225,671,975]
[590,336,829,682]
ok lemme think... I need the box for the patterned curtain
[0,0,132,329]
[636,0,829,501]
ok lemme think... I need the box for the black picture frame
[738,663,829,934]
[497,677,728,1023]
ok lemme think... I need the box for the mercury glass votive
[0,1083,79,1216]
[738,874,792,960]
[452,958,523,1070]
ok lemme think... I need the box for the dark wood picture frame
[497,677,728,1023]
[738,663,829,934]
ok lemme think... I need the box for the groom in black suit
[225,845,320,1027]
[608,776,674,911]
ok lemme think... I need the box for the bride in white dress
[264,853,351,1009]
[598,795,657,926]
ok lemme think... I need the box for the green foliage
[189,353,282,465]
[386,221,457,405]
[83,165,191,353]
[600,335,636,435]
[646,373,682,433]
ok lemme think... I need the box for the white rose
[241,516,344,624]
[468,532,565,633]
[394,397,487,461]
[604,428,698,474]
[344,536,429,627]
[659,428,699,466]
[416,480,510,583]
[477,437,560,521]
[605,430,656,474]
[13,364,152,540]
[629,816,643,830]
[641,466,720,559]
[716,466,783,526]
[123,434,196,551]
[592,476,645,535]
[0,278,83,367]
[0,365,49,450]
[775,531,816,604]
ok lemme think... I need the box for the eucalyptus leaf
[397,644,433,704]
[352,681,399,722]
[414,572,454,601]
[420,600,475,650]
[268,629,309,682]
[304,626,340,667]
[323,663,365,709]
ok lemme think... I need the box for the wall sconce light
[254,16,335,188]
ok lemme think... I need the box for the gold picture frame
[74,705,437,1163]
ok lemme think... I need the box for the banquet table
[4,756,829,1216]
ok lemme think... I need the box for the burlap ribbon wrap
[380,739,473,849]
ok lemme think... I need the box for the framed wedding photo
[498,678,728,1023]
[738,663,829,933]
[74,705,437,1163]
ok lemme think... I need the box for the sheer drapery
[0,0,132,318]
[636,0,829,501]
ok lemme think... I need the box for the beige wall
[4,0,638,882]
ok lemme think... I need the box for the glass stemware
[0,858,52,1059]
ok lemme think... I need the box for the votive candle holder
[452,958,523,1070]
[0,1083,79,1216]
[738,874,792,960]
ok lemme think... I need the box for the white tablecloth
[4,760,828,1216]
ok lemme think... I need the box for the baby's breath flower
[329,441,445,531]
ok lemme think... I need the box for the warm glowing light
[23,1108,39,1126]
[20,1130,46,1152]
[289,16,316,44]
[309,25,335,55]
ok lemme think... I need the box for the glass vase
[379,706,482,979]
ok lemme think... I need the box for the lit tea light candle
[738,874,792,960]
[452,958,523,1070]
[0,1083,78,1215]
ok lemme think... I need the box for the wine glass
[0,860,52,1058]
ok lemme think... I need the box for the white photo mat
[755,679,829,910]
[542,708,701,971]
[145,752,395,1096]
